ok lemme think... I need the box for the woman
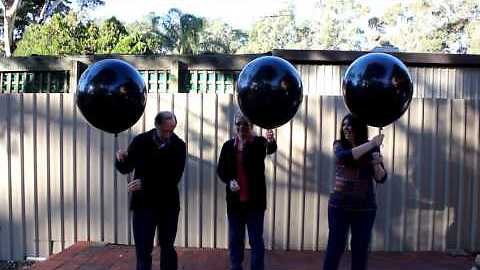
[323,113,387,270]
[217,112,277,270]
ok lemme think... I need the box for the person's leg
[228,210,247,270]
[157,208,180,270]
[132,208,157,270]
[246,209,265,270]
[323,206,350,270]
[350,210,376,270]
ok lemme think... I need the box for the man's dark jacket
[217,136,277,212]
[115,129,186,211]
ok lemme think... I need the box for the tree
[372,0,480,53]
[310,0,369,50]
[0,0,104,56]
[126,12,165,54]
[467,21,480,54]
[239,3,305,53]
[154,8,204,54]
[14,13,157,55]
[1,0,22,56]
[112,32,150,54]
[14,12,86,55]
[198,19,247,54]
[95,17,128,53]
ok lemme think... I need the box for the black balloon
[342,53,413,128]
[237,56,303,129]
[76,59,147,134]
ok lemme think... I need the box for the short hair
[155,111,177,126]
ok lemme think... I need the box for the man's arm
[217,142,231,184]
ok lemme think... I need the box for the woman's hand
[371,134,384,147]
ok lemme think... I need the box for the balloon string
[378,127,384,149]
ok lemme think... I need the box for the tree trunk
[1,0,23,57]
[38,0,64,23]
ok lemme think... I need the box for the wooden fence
[0,50,479,260]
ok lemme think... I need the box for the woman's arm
[351,134,384,160]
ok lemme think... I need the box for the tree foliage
[198,19,247,54]
[14,13,154,55]
[11,1,480,56]
[154,8,204,54]
[0,0,104,55]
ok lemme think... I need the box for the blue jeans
[323,206,376,270]
[228,208,265,270]
[132,207,179,270]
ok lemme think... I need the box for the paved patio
[30,242,474,270]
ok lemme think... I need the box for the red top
[234,135,253,202]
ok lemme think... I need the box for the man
[217,112,277,270]
[116,111,186,270]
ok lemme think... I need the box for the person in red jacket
[115,111,186,270]
[217,112,277,270]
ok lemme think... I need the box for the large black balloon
[237,56,303,129]
[342,53,413,128]
[76,59,147,134]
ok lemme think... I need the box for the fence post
[69,60,87,93]
[170,60,188,93]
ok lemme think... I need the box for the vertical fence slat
[115,125,130,245]
[173,93,187,247]
[465,99,478,250]
[201,94,216,248]
[22,94,37,257]
[49,94,62,254]
[61,94,75,249]
[103,131,115,244]
[289,95,306,250]
[75,101,89,242]
[0,95,12,259]
[186,94,201,247]
[214,94,231,249]
[449,100,465,250]
[35,94,50,257]
[316,96,336,250]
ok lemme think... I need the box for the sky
[78,0,403,30]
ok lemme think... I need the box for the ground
[9,242,474,270]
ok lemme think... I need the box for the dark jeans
[323,206,376,270]
[227,208,265,270]
[132,207,179,270]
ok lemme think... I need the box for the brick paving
[30,242,474,270]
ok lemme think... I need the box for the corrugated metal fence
[0,51,479,260]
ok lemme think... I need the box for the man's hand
[229,179,240,192]
[127,179,142,192]
[116,150,128,162]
